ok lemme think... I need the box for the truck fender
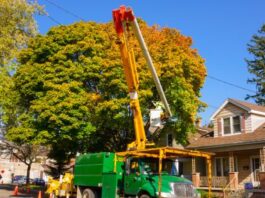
[138,183,156,198]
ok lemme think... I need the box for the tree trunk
[26,163,31,185]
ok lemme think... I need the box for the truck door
[124,158,142,195]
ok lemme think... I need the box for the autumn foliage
[8,20,206,162]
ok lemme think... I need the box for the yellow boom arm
[113,6,171,150]
[113,9,147,150]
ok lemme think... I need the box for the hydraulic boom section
[112,6,172,150]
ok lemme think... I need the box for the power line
[39,1,263,105]
[43,0,85,21]
[46,14,61,25]
[40,1,257,96]
[207,75,256,94]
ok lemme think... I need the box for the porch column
[192,157,196,174]
[229,152,238,190]
[229,152,235,172]
[192,173,200,187]
[260,147,265,172]
[229,172,238,190]
[192,157,200,187]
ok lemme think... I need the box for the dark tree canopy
[6,21,206,166]
[246,24,265,105]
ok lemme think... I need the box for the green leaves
[0,0,42,67]
[246,24,265,105]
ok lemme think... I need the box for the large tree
[246,24,265,105]
[0,0,43,183]
[10,21,206,167]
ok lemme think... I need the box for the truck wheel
[139,194,150,198]
[82,188,96,198]
[50,192,56,198]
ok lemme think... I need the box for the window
[251,157,260,181]
[233,116,241,133]
[129,159,139,174]
[167,133,173,147]
[215,157,238,176]
[223,118,231,134]
[222,115,241,135]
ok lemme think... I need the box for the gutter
[188,139,265,150]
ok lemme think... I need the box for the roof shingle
[187,123,265,149]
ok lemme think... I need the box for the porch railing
[200,176,229,188]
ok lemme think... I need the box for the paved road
[0,184,45,198]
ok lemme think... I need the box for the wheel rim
[83,192,89,198]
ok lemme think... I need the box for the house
[187,98,265,191]
[0,134,47,183]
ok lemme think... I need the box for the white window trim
[222,115,242,136]
[250,155,260,182]
[215,157,238,176]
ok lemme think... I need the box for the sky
[35,0,265,125]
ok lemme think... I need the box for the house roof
[210,98,265,120]
[187,123,265,149]
[188,127,213,144]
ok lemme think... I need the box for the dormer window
[233,116,241,133]
[223,115,241,135]
[223,118,231,134]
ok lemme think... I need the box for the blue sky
[35,0,265,125]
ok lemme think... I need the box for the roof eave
[188,139,265,150]
[210,98,251,120]
[249,110,265,116]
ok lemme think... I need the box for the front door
[251,156,260,182]
[124,158,142,195]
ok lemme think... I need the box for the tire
[82,188,96,198]
[139,194,151,198]
[50,192,57,198]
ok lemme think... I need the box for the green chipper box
[74,152,200,198]
[74,152,123,198]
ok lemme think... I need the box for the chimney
[195,118,202,127]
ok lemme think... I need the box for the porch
[200,176,228,189]
[186,148,265,190]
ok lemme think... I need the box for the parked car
[12,175,25,184]
[12,175,33,184]
[32,178,45,186]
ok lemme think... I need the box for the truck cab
[124,157,199,198]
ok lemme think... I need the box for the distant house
[0,134,47,183]
[187,98,265,191]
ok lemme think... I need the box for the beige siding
[210,150,258,188]
[213,103,249,137]
[237,154,252,186]
[156,132,183,148]
[250,114,265,131]
[245,114,252,133]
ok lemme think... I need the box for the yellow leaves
[0,0,42,65]
[90,93,101,102]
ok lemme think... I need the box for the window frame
[222,115,242,136]
[214,157,238,176]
